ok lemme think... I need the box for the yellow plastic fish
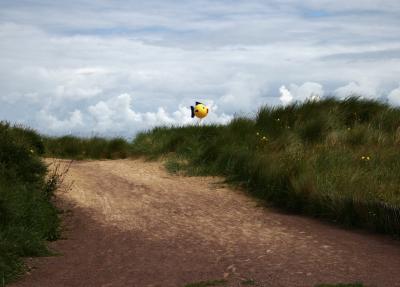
[191,102,209,119]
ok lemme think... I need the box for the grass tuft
[184,279,227,287]
[241,279,256,285]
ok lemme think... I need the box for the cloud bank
[1,1,400,136]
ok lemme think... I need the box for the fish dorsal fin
[195,101,203,105]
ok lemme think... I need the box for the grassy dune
[43,136,131,160]
[8,96,400,244]
[131,97,400,236]
[41,97,400,236]
[0,123,60,284]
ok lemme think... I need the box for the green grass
[241,279,256,285]
[184,279,227,287]
[0,122,60,284]
[130,97,400,236]
[43,135,131,160]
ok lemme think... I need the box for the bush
[0,122,59,284]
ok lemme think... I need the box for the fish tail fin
[190,106,195,118]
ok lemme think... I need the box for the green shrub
[0,122,59,284]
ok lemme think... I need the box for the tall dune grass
[43,136,131,159]
[131,97,400,236]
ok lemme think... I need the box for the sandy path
[11,159,400,287]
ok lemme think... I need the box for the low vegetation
[184,279,227,287]
[0,122,60,285]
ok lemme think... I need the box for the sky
[1,0,400,137]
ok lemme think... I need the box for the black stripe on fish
[191,106,195,118]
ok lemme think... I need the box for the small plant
[255,131,269,150]
[241,278,256,285]
[43,159,73,200]
[184,279,227,287]
[360,155,371,161]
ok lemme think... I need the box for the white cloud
[1,1,400,136]
[35,93,232,136]
[293,0,400,13]
[387,87,400,106]
[56,85,102,100]
[220,73,268,112]
[279,86,293,106]
[37,109,84,132]
[334,81,379,99]
[279,82,324,105]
